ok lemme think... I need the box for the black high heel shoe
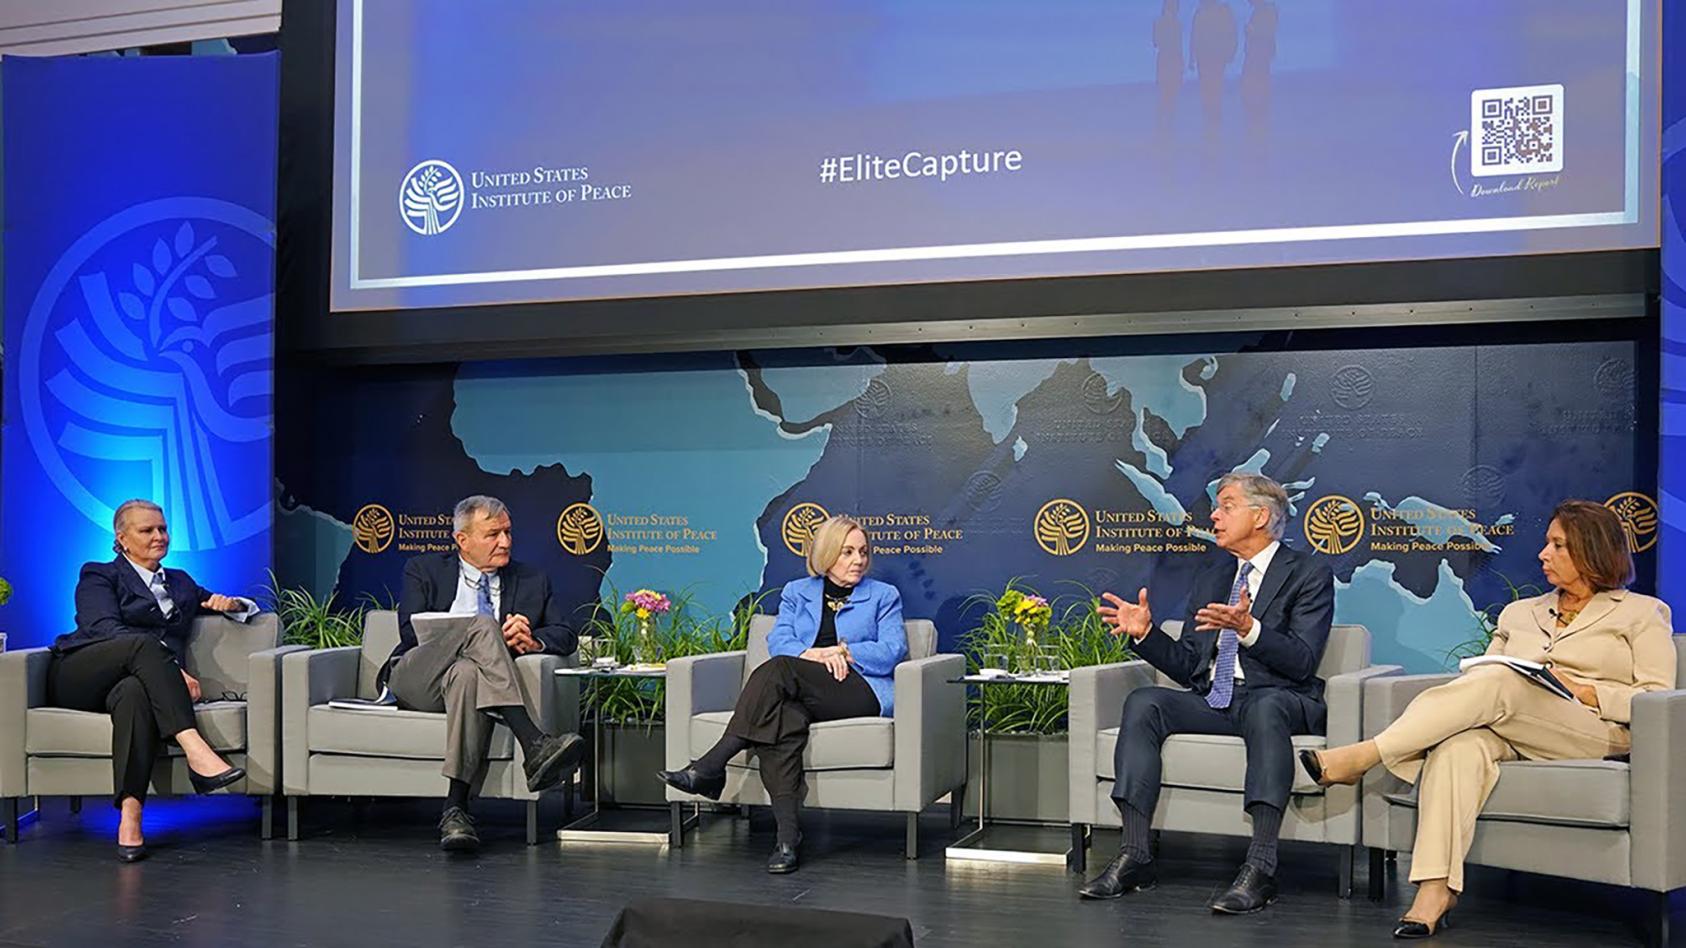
[116,842,148,863]
[188,765,245,794]
[1393,910,1453,939]
[1298,748,1329,786]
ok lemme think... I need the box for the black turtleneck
[815,578,853,649]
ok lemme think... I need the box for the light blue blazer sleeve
[766,579,812,658]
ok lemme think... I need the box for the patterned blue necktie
[476,574,495,617]
[1206,561,1254,710]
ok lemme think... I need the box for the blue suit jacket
[55,557,217,660]
[1131,544,1335,702]
[766,576,909,716]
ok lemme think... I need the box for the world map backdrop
[277,333,1655,674]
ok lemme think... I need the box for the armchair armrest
[1068,660,1157,824]
[515,652,577,737]
[663,651,745,787]
[280,647,359,796]
[892,653,966,812]
[1360,672,1456,845]
[1324,664,1402,746]
[246,644,308,795]
[0,648,52,798]
[185,613,282,698]
[1629,687,1686,892]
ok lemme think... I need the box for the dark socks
[694,734,751,777]
[1245,802,1283,875]
[1118,800,1153,863]
[497,705,546,755]
[771,796,801,846]
[446,777,471,812]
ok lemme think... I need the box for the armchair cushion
[306,705,514,761]
[184,613,281,699]
[26,701,247,756]
[691,711,894,771]
[1384,758,1631,829]
[1096,728,1326,795]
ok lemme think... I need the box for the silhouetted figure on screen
[1152,0,1185,131]
[1240,0,1279,136]
[1191,0,1238,133]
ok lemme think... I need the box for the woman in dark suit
[50,499,253,861]
[1304,501,1675,938]
[659,515,910,873]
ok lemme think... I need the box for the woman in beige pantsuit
[1303,500,1675,939]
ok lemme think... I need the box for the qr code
[1470,84,1563,177]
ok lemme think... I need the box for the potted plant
[960,581,1135,822]
[0,575,12,653]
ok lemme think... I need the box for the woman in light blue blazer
[659,515,909,873]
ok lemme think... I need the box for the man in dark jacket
[388,494,583,852]
[1079,473,1334,914]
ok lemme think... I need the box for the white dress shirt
[1222,539,1279,681]
[127,557,176,617]
[450,559,503,619]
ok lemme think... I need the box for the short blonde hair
[806,515,871,577]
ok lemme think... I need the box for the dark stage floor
[0,796,1671,947]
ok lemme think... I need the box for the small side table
[554,665,700,845]
[945,673,1076,867]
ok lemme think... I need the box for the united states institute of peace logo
[1604,492,1658,554]
[17,197,275,552]
[400,159,464,236]
[557,503,606,555]
[782,502,831,556]
[352,504,395,554]
[1304,495,1366,555]
[1034,499,1090,556]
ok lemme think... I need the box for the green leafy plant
[960,580,1136,735]
[1443,573,1544,668]
[0,575,12,607]
[262,571,386,650]
[581,585,775,727]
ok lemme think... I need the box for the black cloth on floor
[601,897,914,948]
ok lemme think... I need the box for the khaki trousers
[388,615,530,783]
[1373,666,1629,891]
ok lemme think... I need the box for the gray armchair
[0,614,292,841]
[280,610,578,844]
[663,615,965,857]
[1068,622,1395,896]
[1361,640,1686,944]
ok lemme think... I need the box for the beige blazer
[1488,588,1676,724]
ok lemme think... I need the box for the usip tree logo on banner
[400,159,464,236]
[18,197,274,552]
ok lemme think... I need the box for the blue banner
[2,54,278,647]
[1660,0,1686,608]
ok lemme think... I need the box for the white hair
[113,499,164,534]
[1216,473,1288,539]
[453,495,509,533]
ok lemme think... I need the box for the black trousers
[726,655,879,803]
[48,636,199,808]
[1110,683,1324,815]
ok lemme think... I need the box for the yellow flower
[636,607,650,620]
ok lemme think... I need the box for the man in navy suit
[389,495,584,852]
[1080,473,1334,914]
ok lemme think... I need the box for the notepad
[1458,655,1576,702]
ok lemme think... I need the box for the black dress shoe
[438,806,480,853]
[767,837,801,874]
[1077,852,1157,900]
[655,765,725,801]
[1210,864,1278,914]
[188,766,245,794]
[524,733,586,793]
[116,843,148,863]
[1394,910,1453,939]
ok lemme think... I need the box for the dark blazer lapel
[498,560,520,617]
[1250,545,1295,616]
[163,568,195,619]
[434,552,460,611]
[112,556,153,605]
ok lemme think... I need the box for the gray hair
[453,495,509,533]
[113,499,164,534]
[1216,473,1288,539]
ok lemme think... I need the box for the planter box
[595,722,669,806]
[963,732,1069,824]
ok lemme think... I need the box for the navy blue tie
[1206,562,1253,710]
